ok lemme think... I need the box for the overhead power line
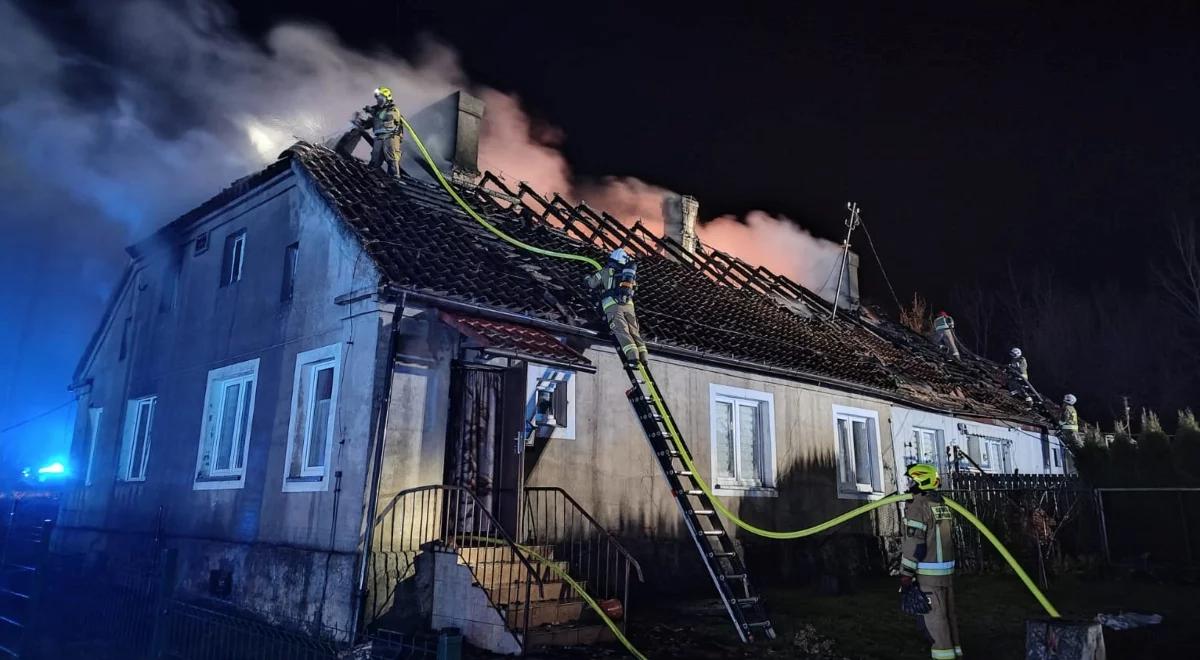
[0,399,76,435]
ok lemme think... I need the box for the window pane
[852,420,871,485]
[130,401,151,478]
[215,382,241,471]
[919,430,936,463]
[838,419,854,484]
[714,401,734,479]
[306,367,334,469]
[737,403,760,484]
[233,380,254,469]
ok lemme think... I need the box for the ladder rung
[700,530,726,537]
[721,574,748,581]
[680,489,704,496]
[657,449,680,458]
[709,551,736,558]
[746,620,774,629]
[733,597,760,606]
[674,470,694,477]
[690,509,715,516]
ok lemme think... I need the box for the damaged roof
[282,141,1046,425]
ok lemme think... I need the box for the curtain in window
[445,367,503,535]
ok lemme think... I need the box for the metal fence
[520,487,644,628]
[1095,487,1200,568]
[26,547,443,660]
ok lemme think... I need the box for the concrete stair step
[457,544,554,565]
[485,579,582,605]
[526,623,615,648]
[466,559,570,586]
[505,600,585,628]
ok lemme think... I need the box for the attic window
[221,230,246,287]
[194,231,210,256]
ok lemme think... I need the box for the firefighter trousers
[370,134,402,177]
[919,584,962,659]
[605,302,647,362]
[934,329,961,359]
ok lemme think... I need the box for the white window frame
[283,345,342,492]
[832,404,885,500]
[523,364,576,441]
[222,230,246,286]
[119,396,156,482]
[85,407,103,486]
[194,358,259,490]
[905,427,944,472]
[708,384,777,496]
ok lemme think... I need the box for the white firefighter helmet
[609,248,630,265]
[1063,394,1077,405]
[1010,347,1023,358]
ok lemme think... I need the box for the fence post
[1094,490,1111,565]
[149,547,178,659]
[1179,491,1194,565]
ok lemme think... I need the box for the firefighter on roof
[366,86,404,178]
[900,463,962,660]
[1060,394,1080,447]
[932,311,961,360]
[586,248,648,367]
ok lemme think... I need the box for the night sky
[2,0,1199,472]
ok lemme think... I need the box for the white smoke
[0,0,847,461]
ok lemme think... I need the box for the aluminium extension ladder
[622,361,777,643]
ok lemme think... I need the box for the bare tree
[899,292,931,334]
[951,279,995,356]
[1157,214,1200,330]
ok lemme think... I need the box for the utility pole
[831,201,862,320]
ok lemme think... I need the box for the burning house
[61,92,1066,652]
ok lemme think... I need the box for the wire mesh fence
[1095,488,1200,568]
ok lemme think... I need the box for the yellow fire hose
[395,116,1061,657]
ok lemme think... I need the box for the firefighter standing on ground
[366,86,404,177]
[586,248,648,366]
[900,463,962,660]
[933,311,961,360]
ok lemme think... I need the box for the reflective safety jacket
[933,315,955,332]
[1060,404,1079,431]
[369,102,403,137]
[1009,356,1029,380]
[585,263,637,309]
[901,491,956,587]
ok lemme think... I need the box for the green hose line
[397,116,604,272]
[941,497,1061,618]
[463,536,647,660]
[520,544,649,660]
[636,362,914,538]
[400,118,1061,631]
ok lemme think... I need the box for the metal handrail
[367,484,544,650]
[524,487,644,582]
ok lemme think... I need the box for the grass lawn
[622,573,1200,659]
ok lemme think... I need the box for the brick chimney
[450,91,485,185]
[663,194,699,253]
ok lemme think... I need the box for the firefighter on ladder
[586,248,648,367]
[899,463,962,660]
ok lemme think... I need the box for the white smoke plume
[0,0,845,463]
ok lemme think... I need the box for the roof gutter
[383,287,1048,430]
